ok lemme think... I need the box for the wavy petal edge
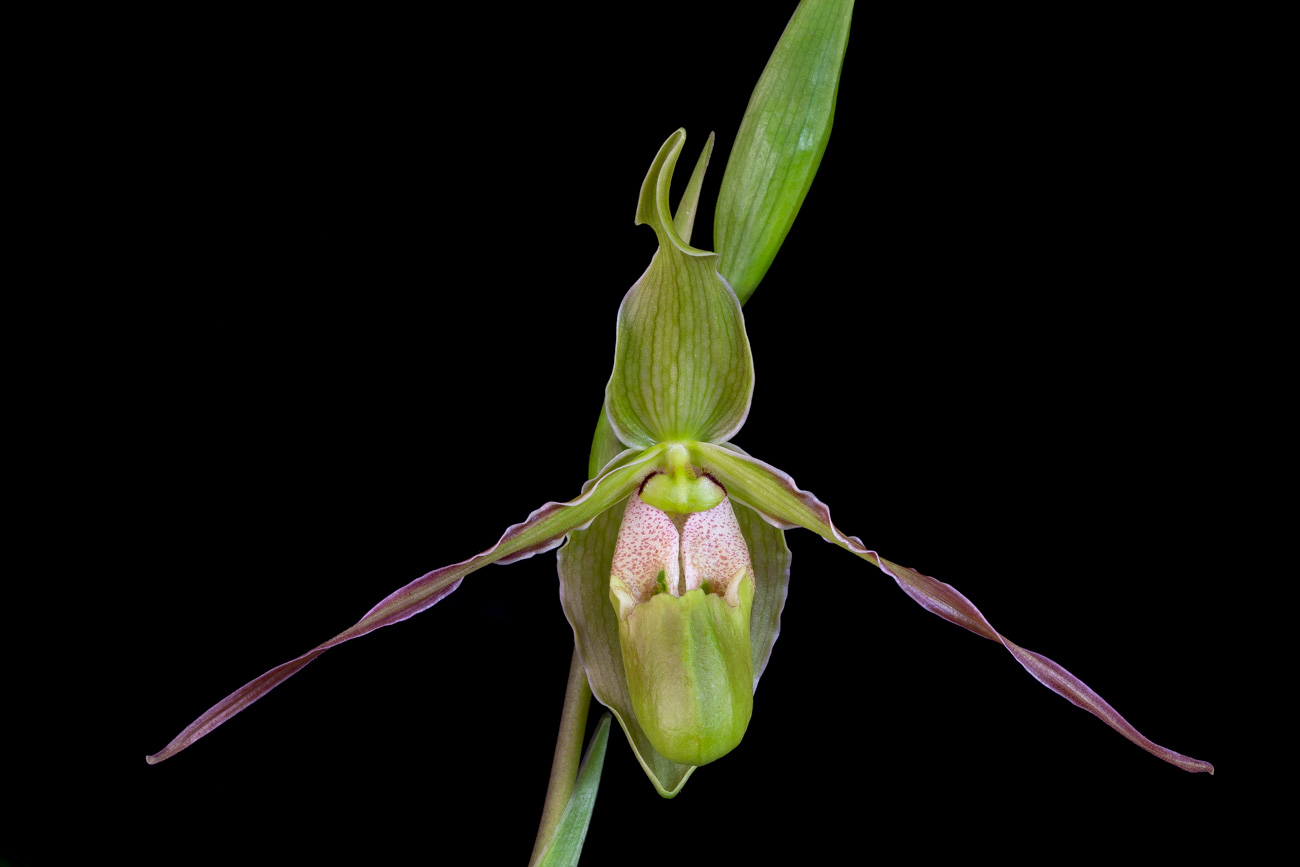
[146,448,662,765]
[693,443,1214,774]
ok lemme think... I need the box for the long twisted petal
[693,442,1213,774]
[147,447,662,764]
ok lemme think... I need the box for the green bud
[608,493,755,766]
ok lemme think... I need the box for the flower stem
[527,647,593,866]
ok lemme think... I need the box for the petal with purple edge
[146,446,663,765]
[691,442,1213,774]
[877,556,1213,774]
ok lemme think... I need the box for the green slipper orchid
[146,118,1211,776]
[148,2,1212,861]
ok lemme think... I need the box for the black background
[13,3,1256,864]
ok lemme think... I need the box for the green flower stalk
[147,0,1212,859]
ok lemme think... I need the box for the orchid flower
[147,1,1212,862]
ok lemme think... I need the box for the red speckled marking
[610,494,681,602]
[682,498,754,603]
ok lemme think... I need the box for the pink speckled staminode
[682,499,753,604]
[610,494,753,606]
[610,494,682,601]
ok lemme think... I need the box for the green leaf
[604,129,755,448]
[536,714,613,867]
[714,0,855,304]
